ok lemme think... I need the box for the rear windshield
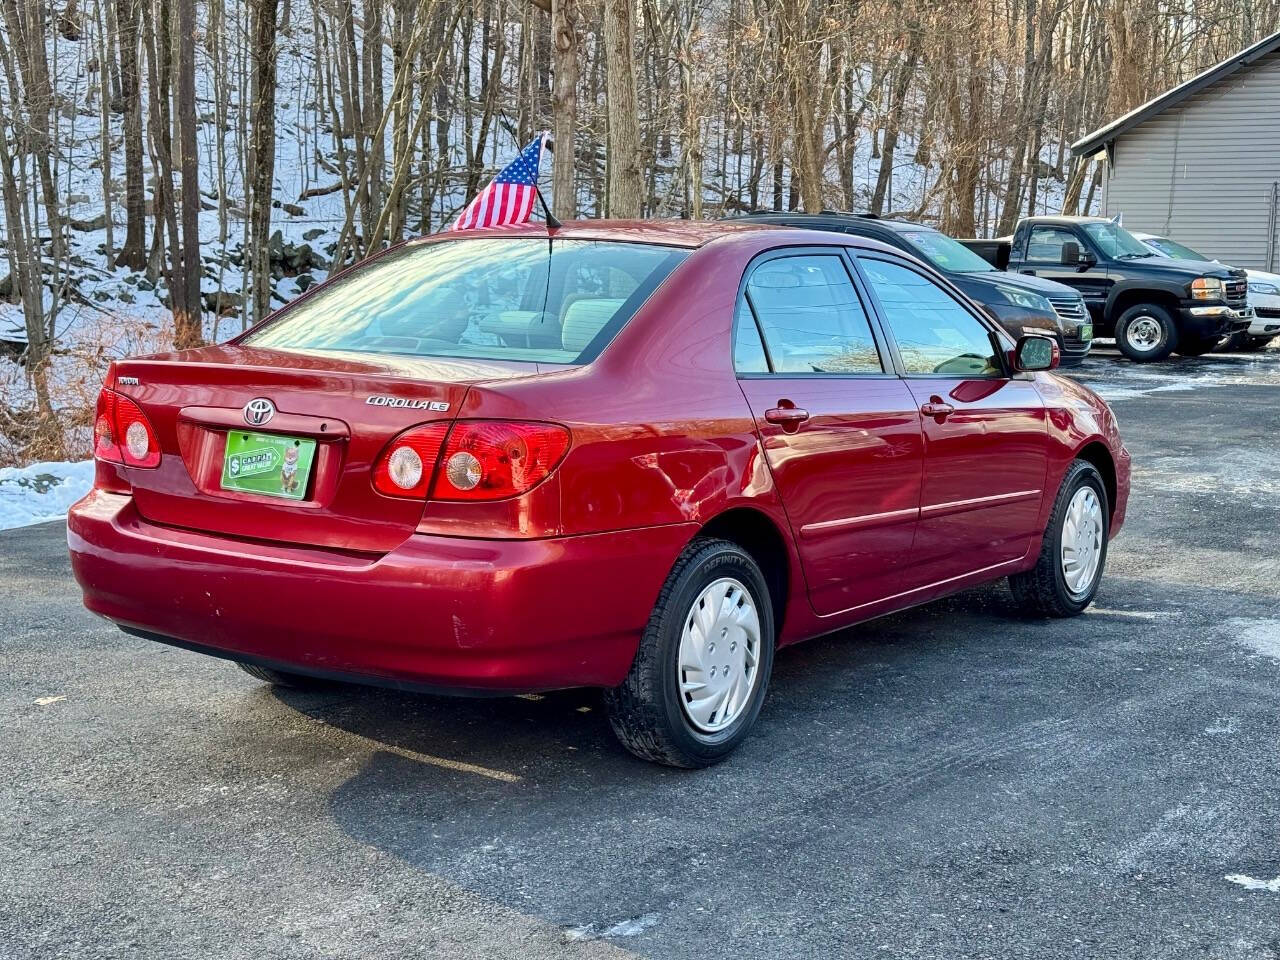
[243,238,688,363]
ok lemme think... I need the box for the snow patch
[565,913,661,941]
[0,460,94,531]
[1225,874,1280,893]
[1224,618,1280,661]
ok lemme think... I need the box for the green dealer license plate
[221,431,316,500]
[1079,323,1093,341]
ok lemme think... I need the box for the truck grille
[1225,278,1249,308]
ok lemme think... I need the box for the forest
[0,0,1277,464]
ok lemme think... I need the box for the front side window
[744,255,883,374]
[859,258,1002,377]
[1025,226,1079,264]
[243,238,687,363]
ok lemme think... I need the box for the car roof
[410,218,912,256]
[733,211,936,234]
[412,218,782,249]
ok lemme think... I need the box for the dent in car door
[733,251,924,616]
[856,255,1049,589]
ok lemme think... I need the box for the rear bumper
[67,490,696,693]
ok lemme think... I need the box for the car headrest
[478,310,553,343]
[561,298,626,354]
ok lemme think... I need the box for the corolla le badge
[243,398,275,426]
[365,396,449,412]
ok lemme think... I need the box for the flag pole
[537,131,561,229]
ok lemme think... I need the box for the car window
[733,301,769,373]
[1025,226,1078,264]
[901,230,996,273]
[744,255,883,374]
[244,238,687,364]
[859,258,1002,377]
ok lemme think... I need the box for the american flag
[450,133,548,231]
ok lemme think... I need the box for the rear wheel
[604,538,775,768]
[1175,335,1219,356]
[1115,304,1177,362]
[1009,460,1110,618]
[237,662,333,689]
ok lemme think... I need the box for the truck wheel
[1116,304,1177,362]
[604,538,775,768]
[1174,336,1219,357]
[1009,460,1109,618]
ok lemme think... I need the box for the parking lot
[2,348,1279,960]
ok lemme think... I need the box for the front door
[856,255,1050,591]
[1017,224,1111,323]
[733,251,924,617]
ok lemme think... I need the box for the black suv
[736,212,1092,365]
[982,216,1252,362]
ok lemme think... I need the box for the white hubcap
[1061,487,1104,597]
[677,578,761,733]
[1127,316,1162,351]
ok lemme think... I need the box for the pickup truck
[961,216,1253,362]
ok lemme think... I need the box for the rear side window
[859,258,1001,377]
[743,255,883,374]
[243,238,687,364]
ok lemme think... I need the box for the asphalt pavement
[2,348,1279,959]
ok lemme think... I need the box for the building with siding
[1072,30,1280,271]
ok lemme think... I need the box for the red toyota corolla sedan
[68,221,1129,767]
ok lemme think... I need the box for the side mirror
[1014,334,1059,372]
[1061,240,1080,265]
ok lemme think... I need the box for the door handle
[764,406,810,428]
[920,397,955,419]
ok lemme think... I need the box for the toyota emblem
[243,398,275,426]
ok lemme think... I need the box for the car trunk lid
[109,345,540,553]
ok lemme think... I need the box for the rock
[302,228,325,241]
[69,212,110,232]
[295,273,315,292]
[203,290,244,316]
[280,202,306,217]
[66,193,90,206]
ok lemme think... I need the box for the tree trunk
[603,0,642,217]
[173,0,202,349]
[550,0,579,220]
[248,0,279,325]
[114,0,147,269]
[870,40,918,217]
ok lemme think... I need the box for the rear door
[854,254,1050,590]
[734,250,924,616]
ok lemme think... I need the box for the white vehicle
[1132,232,1279,351]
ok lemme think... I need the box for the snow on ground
[0,460,94,531]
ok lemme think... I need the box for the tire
[1115,303,1177,362]
[1009,460,1110,618]
[604,538,776,768]
[1174,335,1219,357]
[237,662,333,689]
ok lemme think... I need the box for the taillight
[94,390,122,463]
[371,420,571,501]
[372,423,449,498]
[93,387,160,468]
[435,421,570,501]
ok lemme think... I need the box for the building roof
[1071,29,1280,157]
